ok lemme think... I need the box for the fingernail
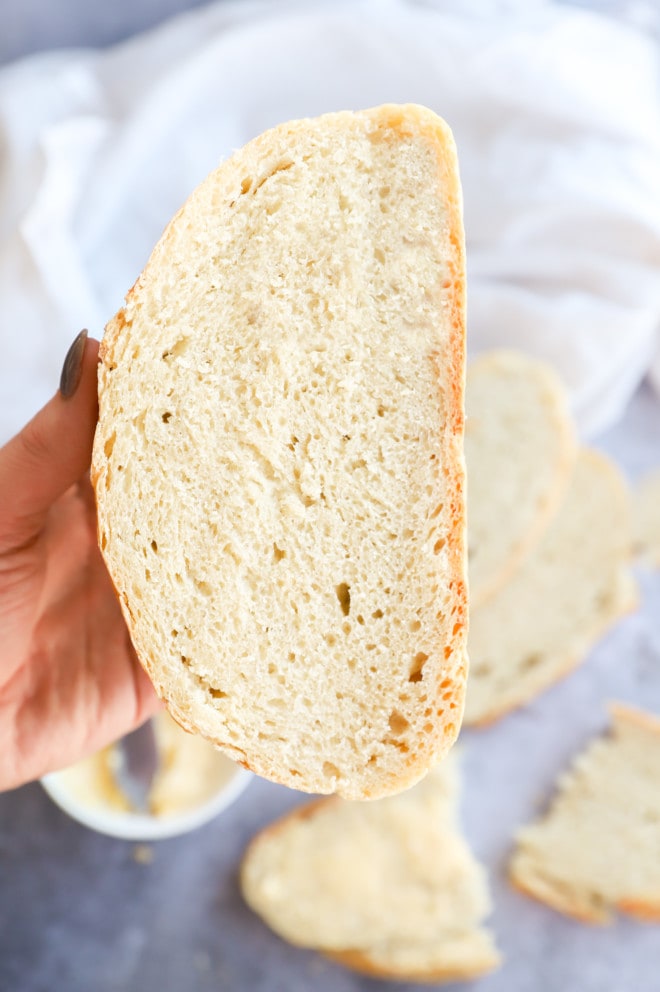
[59,329,88,399]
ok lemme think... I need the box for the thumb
[0,330,100,554]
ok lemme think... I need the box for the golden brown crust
[509,873,611,926]
[608,701,660,737]
[324,946,499,984]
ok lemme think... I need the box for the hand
[0,331,161,791]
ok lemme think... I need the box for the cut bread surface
[92,105,467,799]
[465,449,636,725]
[241,756,501,982]
[510,704,660,924]
[466,350,576,608]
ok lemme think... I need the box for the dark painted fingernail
[59,329,88,399]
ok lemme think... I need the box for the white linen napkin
[1,0,659,442]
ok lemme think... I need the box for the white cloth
[0,0,659,442]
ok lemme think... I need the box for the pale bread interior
[465,449,636,725]
[633,469,660,567]
[92,105,466,800]
[466,350,576,607]
[241,755,500,981]
[510,704,660,924]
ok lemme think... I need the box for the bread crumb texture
[465,449,636,725]
[241,755,501,982]
[92,105,467,799]
[510,704,660,924]
[465,350,576,608]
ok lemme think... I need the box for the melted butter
[55,712,236,817]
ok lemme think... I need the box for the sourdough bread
[92,105,467,799]
[241,756,501,982]
[465,449,636,725]
[466,350,576,608]
[510,704,660,924]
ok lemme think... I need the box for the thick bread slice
[92,105,467,800]
[241,756,501,982]
[633,469,660,567]
[465,449,636,726]
[466,350,576,608]
[510,704,660,924]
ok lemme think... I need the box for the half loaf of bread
[241,755,501,982]
[92,105,467,799]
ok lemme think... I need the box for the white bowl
[41,762,251,840]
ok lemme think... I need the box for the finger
[0,333,100,553]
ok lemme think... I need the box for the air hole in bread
[100,531,107,550]
[103,432,116,458]
[374,247,386,265]
[521,652,542,672]
[342,621,351,635]
[209,687,228,699]
[356,614,365,626]
[388,710,410,735]
[240,177,252,194]
[366,644,376,652]
[335,583,351,616]
[255,159,294,192]
[409,652,429,683]
[180,655,191,667]
[372,608,384,620]
[434,537,446,554]
[325,633,337,647]
[409,619,421,633]
[194,579,212,596]
[162,412,172,423]
[273,543,286,563]
[322,761,341,779]
[431,502,444,519]
[150,540,158,553]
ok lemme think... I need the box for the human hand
[0,331,161,791]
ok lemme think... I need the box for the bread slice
[465,449,636,726]
[510,704,660,924]
[241,756,501,982]
[91,105,467,800]
[466,350,576,608]
[633,469,660,567]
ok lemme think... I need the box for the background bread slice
[92,104,467,800]
[465,449,636,726]
[466,350,577,608]
[633,469,660,567]
[510,704,660,924]
[241,756,501,982]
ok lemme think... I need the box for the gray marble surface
[1,2,660,991]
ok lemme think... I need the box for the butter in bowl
[41,712,251,839]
